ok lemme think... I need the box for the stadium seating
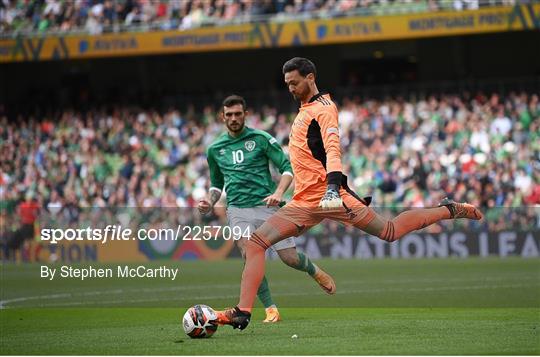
[0,0,517,36]
[0,92,538,233]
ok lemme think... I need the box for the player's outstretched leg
[276,247,336,295]
[361,197,482,242]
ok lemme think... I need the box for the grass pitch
[1,257,539,355]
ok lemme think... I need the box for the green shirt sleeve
[264,135,293,176]
[207,147,224,190]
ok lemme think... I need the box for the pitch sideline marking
[1,281,539,308]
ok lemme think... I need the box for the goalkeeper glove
[319,184,342,209]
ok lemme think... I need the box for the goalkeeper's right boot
[215,307,251,330]
[438,197,483,220]
[312,264,336,295]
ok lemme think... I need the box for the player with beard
[215,58,483,330]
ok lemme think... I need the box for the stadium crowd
[1,91,538,239]
[0,0,521,35]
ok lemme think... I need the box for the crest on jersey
[219,148,226,156]
[245,141,256,152]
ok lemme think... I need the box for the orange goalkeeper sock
[237,232,271,313]
[380,207,451,242]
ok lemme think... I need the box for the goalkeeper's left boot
[263,306,281,323]
[438,197,483,220]
[312,264,336,295]
[215,307,251,330]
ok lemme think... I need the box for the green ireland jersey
[206,127,293,208]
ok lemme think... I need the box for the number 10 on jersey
[232,150,244,164]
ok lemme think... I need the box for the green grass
[1,258,539,355]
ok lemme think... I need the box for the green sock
[293,252,317,276]
[257,276,275,308]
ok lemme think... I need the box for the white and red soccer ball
[182,304,218,338]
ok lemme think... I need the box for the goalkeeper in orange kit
[216,57,483,330]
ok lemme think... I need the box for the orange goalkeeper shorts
[274,190,376,235]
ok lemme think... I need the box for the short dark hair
[282,57,317,77]
[222,95,246,111]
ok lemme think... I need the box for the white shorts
[227,206,296,251]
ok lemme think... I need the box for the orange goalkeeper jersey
[289,92,342,204]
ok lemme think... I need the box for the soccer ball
[182,304,218,338]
